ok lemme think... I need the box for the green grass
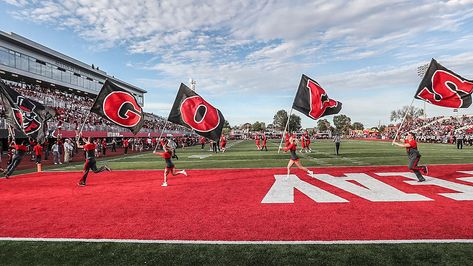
[47,139,473,171]
[1,241,472,266]
[3,139,473,265]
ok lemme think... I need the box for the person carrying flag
[76,136,111,186]
[154,144,187,187]
[2,140,28,179]
[283,136,313,177]
[393,132,428,182]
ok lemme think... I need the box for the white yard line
[0,237,471,245]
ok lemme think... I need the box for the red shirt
[84,143,96,151]
[284,143,297,151]
[405,139,417,151]
[14,144,28,152]
[84,143,96,159]
[33,145,43,156]
[123,139,129,147]
[158,151,172,159]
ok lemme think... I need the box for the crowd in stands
[0,81,189,134]
[377,115,473,144]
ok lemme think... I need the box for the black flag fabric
[415,58,473,108]
[90,79,144,134]
[168,83,225,141]
[0,81,55,143]
[292,74,342,120]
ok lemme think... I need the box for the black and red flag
[292,74,342,120]
[90,79,144,134]
[0,81,55,143]
[415,58,473,108]
[168,83,225,141]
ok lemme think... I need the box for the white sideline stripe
[0,237,472,245]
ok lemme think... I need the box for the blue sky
[1,0,473,129]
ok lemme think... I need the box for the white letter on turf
[377,172,473,201]
[262,175,348,203]
[311,173,431,202]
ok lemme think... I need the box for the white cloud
[3,0,473,127]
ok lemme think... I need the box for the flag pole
[77,109,92,137]
[392,97,415,144]
[154,120,170,152]
[392,63,430,144]
[278,108,293,154]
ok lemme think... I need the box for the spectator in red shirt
[200,137,206,150]
[33,142,43,164]
[102,138,107,156]
[123,138,129,154]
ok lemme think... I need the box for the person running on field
[283,137,313,177]
[154,144,187,187]
[393,132,428,182]
[76,136,111,186]
[2,140,28,179]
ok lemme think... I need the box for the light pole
[189,78,196,91]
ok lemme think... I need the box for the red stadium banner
[90,80,144,134]
[292,74,342,120]
[0,81,55,142]
[415,58,473,108]
[168,83,225,141]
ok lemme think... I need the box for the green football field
[1,139,473,265]
[46,139,473,171]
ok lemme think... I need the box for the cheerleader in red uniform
[283,137,313,176]
[255,135,261,150]
[154,144,187,187]
[305,132,312,153]
[220,135,227,153]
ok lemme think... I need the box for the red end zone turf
[0,165,472,241]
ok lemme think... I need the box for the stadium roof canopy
[0,31,146,106]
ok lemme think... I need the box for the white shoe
[182,170,188,176]
[308,170,314,175]
[54,163,57,165]
[161,182,168,187]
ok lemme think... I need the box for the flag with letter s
[415,58,473,108]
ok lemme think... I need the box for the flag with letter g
[168,83,225,141]
[415,58,473,108]
[91,79,144,134]
[292,74,342,120]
